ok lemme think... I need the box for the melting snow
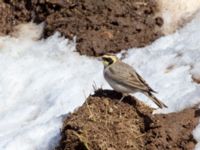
[0,9,200,150]
[0,23,106,150]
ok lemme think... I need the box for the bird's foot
[119,94,128,102]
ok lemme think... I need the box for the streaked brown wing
[131,71,156,93]
[108,61,155,92]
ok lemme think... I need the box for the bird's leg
[119,93,128,102]
[119,95,125,102]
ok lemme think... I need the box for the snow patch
[1,10,200,150]
[0,25,107,149]
[124,12,200,114]
[158,0,200,34]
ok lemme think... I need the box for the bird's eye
[103,57,113,65]
[103,57,109,61]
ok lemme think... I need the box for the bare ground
[56,90,199,150]
[0,0,163,56]
[0,1,199,149]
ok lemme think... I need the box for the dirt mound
[44,0,163,56]
[0,0,163,56]
[145,108,198,149]
[1,1,197,149]
[56,90,199,150]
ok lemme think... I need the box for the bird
[101,54,167,108]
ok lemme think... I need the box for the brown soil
[192,75,200,84]
[1,1,198,149]
[0,0,163,56]
[145,108,198,150]
[56,89,199,150]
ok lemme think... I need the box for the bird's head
[101,54,118,67]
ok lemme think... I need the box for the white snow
[0,23,107,150]
[124,11,200,114]
[0,8,200,150]
[158,0,200,34]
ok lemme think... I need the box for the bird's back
[104,60,155,93]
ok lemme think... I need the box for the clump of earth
[56,90,199,150]
[0,1,199,150]
[0,0,163,56]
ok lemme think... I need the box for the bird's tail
[144,92,168,108]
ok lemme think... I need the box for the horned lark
[102,54,167,108]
